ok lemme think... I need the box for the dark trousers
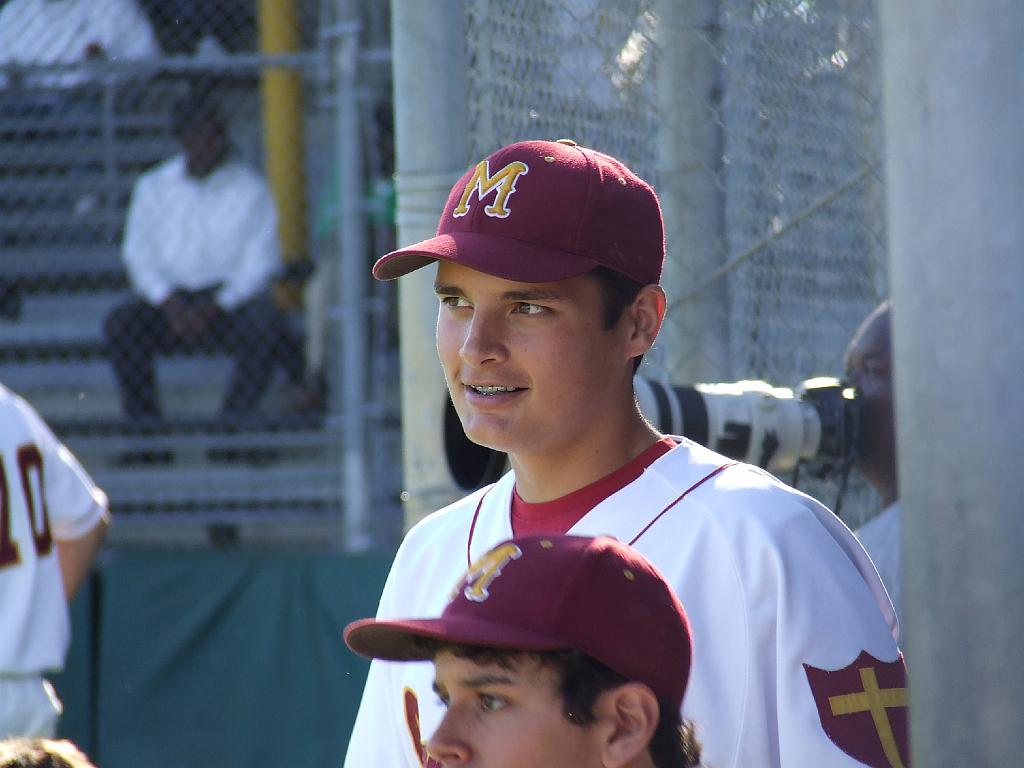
[104,292,304,420]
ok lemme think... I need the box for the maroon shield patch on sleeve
[803,651,910,768]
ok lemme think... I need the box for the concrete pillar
[391,0,471,527]
[654,0,728,382]
[880,1,1024,764]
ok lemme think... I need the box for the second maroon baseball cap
[344,533,692,710]
[372,139,665,286]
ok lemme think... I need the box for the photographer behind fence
[633,301,899,620]
[103,90,307,429]
[844,301,900,622]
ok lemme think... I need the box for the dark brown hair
[421,641,701,768]
[588,266,648,373]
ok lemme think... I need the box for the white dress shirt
[0,0,159,88]
[856,501,902,627]
[121,154,281,311]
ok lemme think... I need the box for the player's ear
[592,682,659,767]
[623,285,666,359]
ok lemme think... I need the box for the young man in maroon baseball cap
[345,533,701,768]
[345,139,907,768]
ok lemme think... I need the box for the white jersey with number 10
[0,384,108,675]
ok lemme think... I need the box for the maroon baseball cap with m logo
[344,533,692,711]
[372,139,666,286]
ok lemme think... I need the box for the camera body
[634,377,860,474]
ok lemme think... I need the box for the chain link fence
[0,0,890,539]
[461,0,887,525]
[0,0,402,548]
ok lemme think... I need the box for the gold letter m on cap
[462,543,522,602]
[452,160,529,219]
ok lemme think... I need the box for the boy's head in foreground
[345,533,700,768]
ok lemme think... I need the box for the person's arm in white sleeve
[57,516,109,600]
[344,541,426,768]
[116,0,161,59]
[27,404,112,602]
[122,173,174,305]
[216,178,281,310]
[344,654,419,766]
[732,486,908,767]
[96,0,161,60]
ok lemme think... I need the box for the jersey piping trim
[628,462,737,546]
[466,486,495,569]
[466,461,736,562]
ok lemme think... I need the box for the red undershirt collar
[511,437,677,536]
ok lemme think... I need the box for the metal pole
[335,6,371,551]
[880,1,1024,764]
[654,0,728,382]
[257,0,309,283]
[391,0,470,528]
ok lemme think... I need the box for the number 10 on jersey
[0,444,53,567]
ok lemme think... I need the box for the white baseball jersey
[0,383,108,676]
[344,439,908,768]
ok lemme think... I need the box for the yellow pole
[258,0,307,308]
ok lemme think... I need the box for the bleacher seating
[0,76,343,546]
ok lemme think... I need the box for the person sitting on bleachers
[0,0,159,90]
[103,90,305,425]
